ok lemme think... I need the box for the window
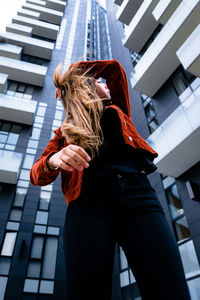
[0,121,21,151]
[6,80,34,100]
[141,94,159,134]
[166,183,184,219]
[1,232,17,256]
[171,66,196,96]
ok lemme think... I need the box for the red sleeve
[29,129,71,186]
[70,59,131,117]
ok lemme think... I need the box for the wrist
[46,153,59,170]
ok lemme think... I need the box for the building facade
[0,0,200,299]
[110,0,200,299]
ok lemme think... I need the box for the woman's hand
[47,144,91,172]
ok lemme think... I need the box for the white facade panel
[6,23,33,37]
[122,0,159,53]
[176,24,200,78]
[22,3,63,25]
[0,56,47,87]
[4,32,54,60]
[17,8,40,20]
[12,15,59,40]
[0,150,23,184]
[0,44,22,60]
[130,0,200,97]
[152,0,182,24]
[0,73,8,94]
[0,93,37,125]
[147,84,200,177]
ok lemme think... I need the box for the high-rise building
[0,0,199,299]
[110,0,200,299]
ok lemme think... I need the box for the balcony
[147,79,200,178]
[0,56,47,87]
[22,3,63,25]
[0,73,8,94]
[176,24,200,78]
[0,93,37,125]
[6,23,33,37]
[17,8,40,20]
[4,32,54,60]
[12,15,59,40]
[114,0,124,5]
[27,0,66,13]
[130,0,200,97]
[0,150,23,184]
[116,0,142,25]
[152,0,182,25]
[122,0,159,53]
[0,44,22,60]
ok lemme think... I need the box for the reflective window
[120,246,128,270]
[1,232,17,256]
[34,225,46,234]
[55,110,63,120]
[39,280,54,294]
[35,211,48,225]
[22,154,35,170]
[19,170,30,181]
[6,222,20,231]
[30,236,44,259]
[30,128,41,140]
[0,277,8,299]
[187,277,200,300]
[27,261,41,278]
[47,227,60,236]
[36,106,46,116]
[120,270,129,287]
[0,257,11,275]
[9,208,22,222]
[42,237,58,279]
[174,216,191,242]
[28,140,38,149]
[23,279,39,293]
[179,240,200,278]
[166,184,184,219]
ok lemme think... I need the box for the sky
[0,0,27,35]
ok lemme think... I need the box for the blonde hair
[53,62,107,160]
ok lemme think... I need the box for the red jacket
[30,59,158,206]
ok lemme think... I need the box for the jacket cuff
[42,152,60,175]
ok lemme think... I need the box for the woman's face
[95,79,111,100]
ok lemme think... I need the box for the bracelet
[46,158,59,170]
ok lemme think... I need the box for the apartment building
[110,0,200,299]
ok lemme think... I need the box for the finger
[57,160,73,172]
[67,144,91,161]
[64,148,89,168]
[61,153,84,171]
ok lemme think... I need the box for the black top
[88,108,157,175]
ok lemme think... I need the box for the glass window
[19,170,30,181]
[179,240,200,278]
[0,257,11,275]
[11,125,21,134]
[41,184,53,192]
[6,221,20,231]
[0,277,8,299]
[9,208,22,222]
[17,180,29,188]
[174,216,191,242]
[42,237,58,279]
[0,134,7,143]
[120,246,128,270]
[30,128,41,140]
[166,184,184,219]
[27,261,41,278]
[120,270,129,287]
[30,236,44,259]
[23,279,39,293]
[47,227,59,236]
[34,225,46,234]
[39,280,54,294]
[34,116,44,124]
[55,110,63,120]
[28,140,38,149]
[36,106,46,116]
[26,148,37,154]
[22,154,35,169]
[35,211,48,225]
[39,198,50,211]
[1,232,17,256]
[187,277,200,300]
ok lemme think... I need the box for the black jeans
[63,167,191,300]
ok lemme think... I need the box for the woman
[30,59,191,300]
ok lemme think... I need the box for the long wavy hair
[53,62,108,160]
